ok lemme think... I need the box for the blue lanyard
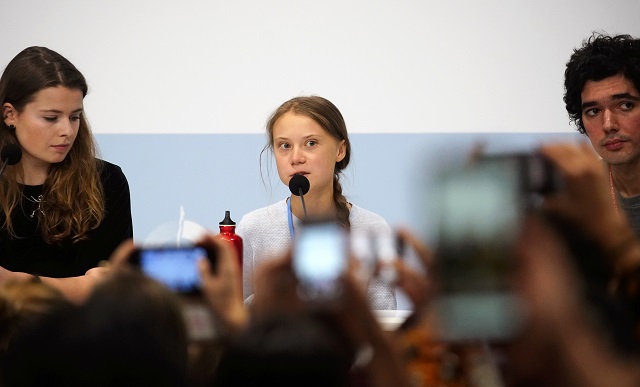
[287,197,295,239]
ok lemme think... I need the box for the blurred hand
[392,228,433,311]
[249,249,384,340]
[517,214,582,329]
[83,266,112,284]
[515,214,640,387]
[539,143,623,242]
[0,265,32,284]
[251,252,304,319]
[197,234,248,332]
[540,142,640,275]
[335,272,385,346]
[0,265,11,283]
[108,239,136,269]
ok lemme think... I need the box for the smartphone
[130,246,211,295]
[433,157,526,342]
[293,219,348,302]
[484,153,562,202]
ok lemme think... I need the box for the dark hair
[264,96,352,228]
[564,33,640,134]
[213,314,352,387]
[3,270,189,386]
[0,279,70,379]
[0,46,105,243]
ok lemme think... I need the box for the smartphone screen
[293,221,348,301]
[133,246,207,294]
[434,158,525,342]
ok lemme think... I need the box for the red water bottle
[219,210,243,269]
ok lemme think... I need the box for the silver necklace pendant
[27,195,44,219]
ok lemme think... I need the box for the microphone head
[1,144,21,165]
[289,174,310,196]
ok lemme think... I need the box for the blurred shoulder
[349,204,391,233]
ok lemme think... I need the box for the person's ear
[336,140,346,162]
[2,103,16,126]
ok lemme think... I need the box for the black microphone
[0,144,21,178]
[288,174,310,219]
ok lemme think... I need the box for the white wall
[4,0,640,135]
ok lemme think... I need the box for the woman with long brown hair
[0,47,133,302]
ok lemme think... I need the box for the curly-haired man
[565,33,640,234]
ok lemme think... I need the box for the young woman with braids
[0,47,133,303]
[237,96,396,309]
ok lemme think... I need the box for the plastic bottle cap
[219,210,236,226]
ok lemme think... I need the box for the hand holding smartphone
[130,245,216,295]
[433,156,527,342]
[293,219,349,303]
